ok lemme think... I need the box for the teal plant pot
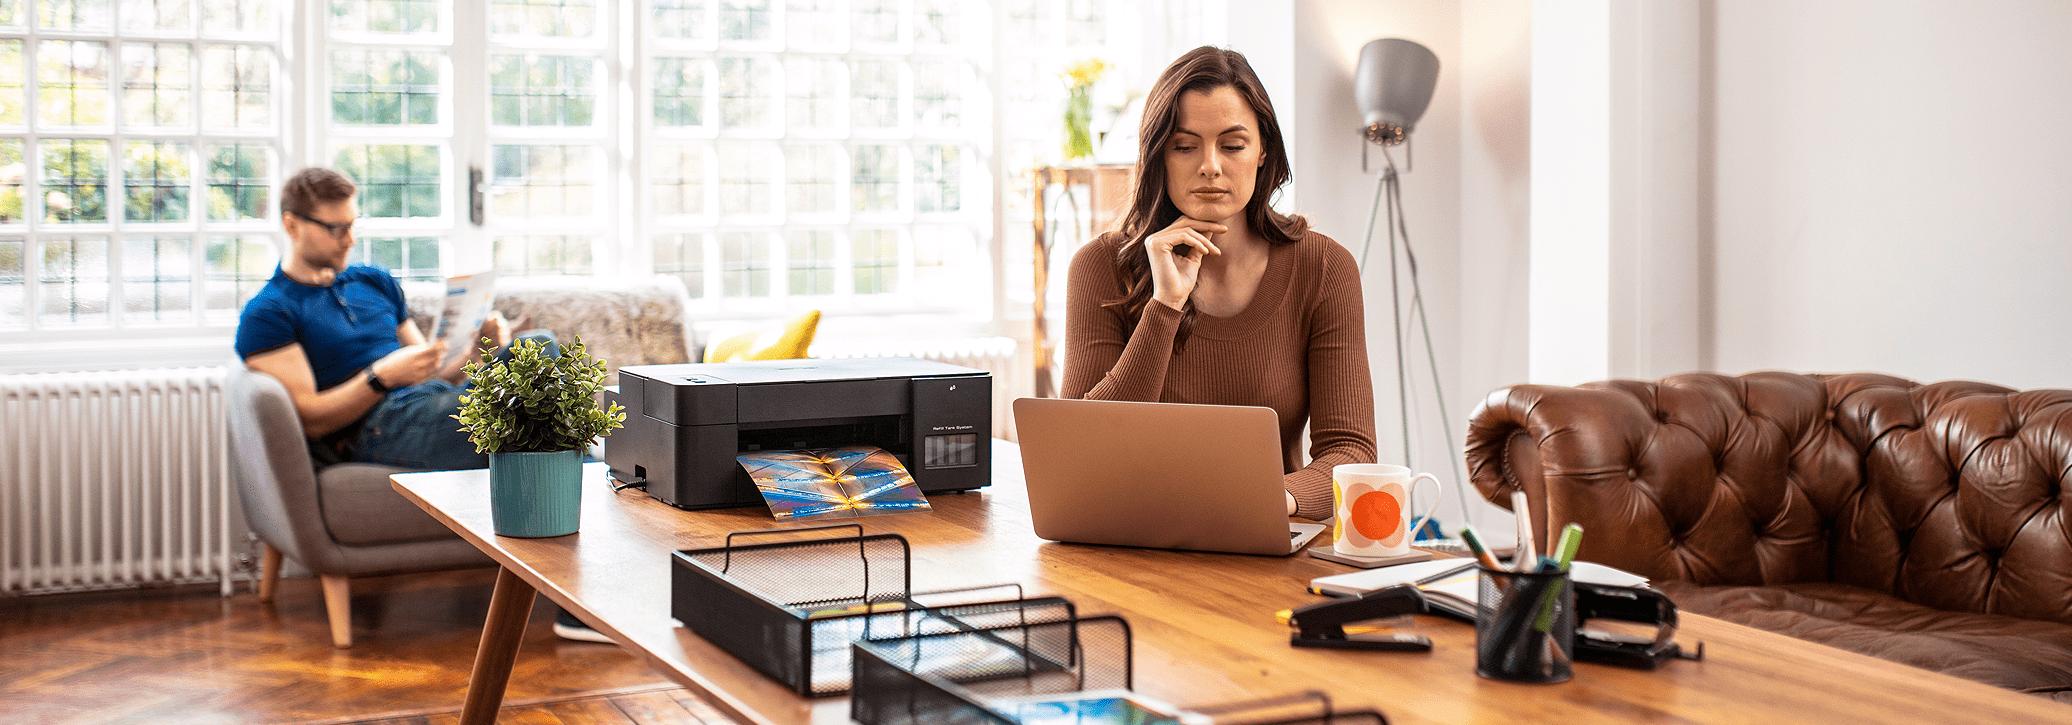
[489,449,584,538]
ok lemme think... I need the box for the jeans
[348,331,560,470]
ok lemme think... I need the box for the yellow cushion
[703,310,821,363]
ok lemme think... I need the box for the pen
[1415,561,1477,586]
[1551,523,1583,571]
[1457,526,1506,571]
[1511,490,1536,572]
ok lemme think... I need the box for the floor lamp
[1353,38,1473,529]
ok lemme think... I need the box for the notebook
[1012,398,1327,556]
[1309,559,1652,619]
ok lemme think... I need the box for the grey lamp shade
[1355,38,1440,145]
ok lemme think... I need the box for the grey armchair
[226,365,492,648]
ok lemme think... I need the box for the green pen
[1551,523,1584,571]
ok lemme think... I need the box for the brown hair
[1105,46,1307,351]
[280,167,357,220]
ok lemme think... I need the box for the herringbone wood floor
[0,568,721,724]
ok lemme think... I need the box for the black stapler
[1572,582,1705,669]
[1287,584,1433,651]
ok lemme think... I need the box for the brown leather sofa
[1465,372,2072,703]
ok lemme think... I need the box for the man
[235,168,607,643]
[236,167,505,470]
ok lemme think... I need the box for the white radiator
[811,337,1030,441]
[1,367,236,596]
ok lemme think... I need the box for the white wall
[1708,0,2072,388]
[1290,0,1531,535]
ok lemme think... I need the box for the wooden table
[393,441,2069,725]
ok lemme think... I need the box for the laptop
[1012,397,1328,556]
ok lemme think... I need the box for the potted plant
[454,336,626,537]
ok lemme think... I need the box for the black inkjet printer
[604,357,992,510]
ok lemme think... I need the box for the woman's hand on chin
[1141,216,1228,310]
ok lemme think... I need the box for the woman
[1062,46,1376,521]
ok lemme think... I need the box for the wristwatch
[366,369,392,394]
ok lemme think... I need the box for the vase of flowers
[1062,58,1112,163]
[453,336,625,538]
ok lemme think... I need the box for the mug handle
[1407,472,1443,542]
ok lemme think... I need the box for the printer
[605,357,991,510]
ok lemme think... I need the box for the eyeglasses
[290,212,357,239]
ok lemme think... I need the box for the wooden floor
[0,568,719,725]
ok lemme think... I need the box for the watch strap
[366,370,391,394]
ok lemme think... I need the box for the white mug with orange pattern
[1331,464,1442,558]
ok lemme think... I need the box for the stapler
[1286,584,1433,651]
[1572,582,1705,669]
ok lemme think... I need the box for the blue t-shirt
[235,265,409,391]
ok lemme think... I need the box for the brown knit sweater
[1061,229,1378,520]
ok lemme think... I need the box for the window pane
[1006,0,1049,45]
[0,139,23,222]
[38,40,110,127]
[651,57,704,127]
[0,0,22,27]
[491,54,597,127]
[718,0,767,42]
[784,0,842,49]
[652,0,705,41]
[202,233,272,321]
[912,0,957,45]
[851,228,895,295]
[119,0,192,33]
[849,59,897,129]
[719,231,768,297]
[494,235,592,276]
[914,144,957,213]
[37,0,110,30]
[37,235,109,327]
[717,141,774,216]
[912,224,970,293]
[491,144,596,218]
[41,139,109,223]
[201,0,269,34]
[784,143,838,214]
[0,40,22,125]
[205,141,269,221]
[0,236,23,329]
[650,143,704,215]
[652,232,704,299]
[331,48,440,126]
[783,57,839,130]
[785,230,832,296]
[329,0,439,34]
[913,59,960,128]
[850,144,896,213]
[351,235,440,281]
[1067,0,1104,44]
[492,0,596,39]
[717,56,769,128]
[123,140,191,222]
[122,42,192,128]
[202,44,272,129]
[122,234,191,325]
[850,0,895,44]
[335,144,441,218]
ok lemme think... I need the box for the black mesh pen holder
[672,523,1078,696]
[851,615,1136,725]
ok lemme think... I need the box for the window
[0,0,284,332]
[5,1,1181,342]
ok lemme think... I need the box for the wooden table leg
[460,566,538,725]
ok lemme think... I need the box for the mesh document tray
[671,523,1078,696]
[852,619,1390,725]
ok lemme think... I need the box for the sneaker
[553,608,613,644]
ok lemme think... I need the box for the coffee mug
[1332,464,1442,558]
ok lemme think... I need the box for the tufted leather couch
[1465,372,2072,702]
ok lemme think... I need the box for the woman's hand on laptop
[1287,490,1296,516]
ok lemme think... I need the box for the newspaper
[431,270,497,369]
